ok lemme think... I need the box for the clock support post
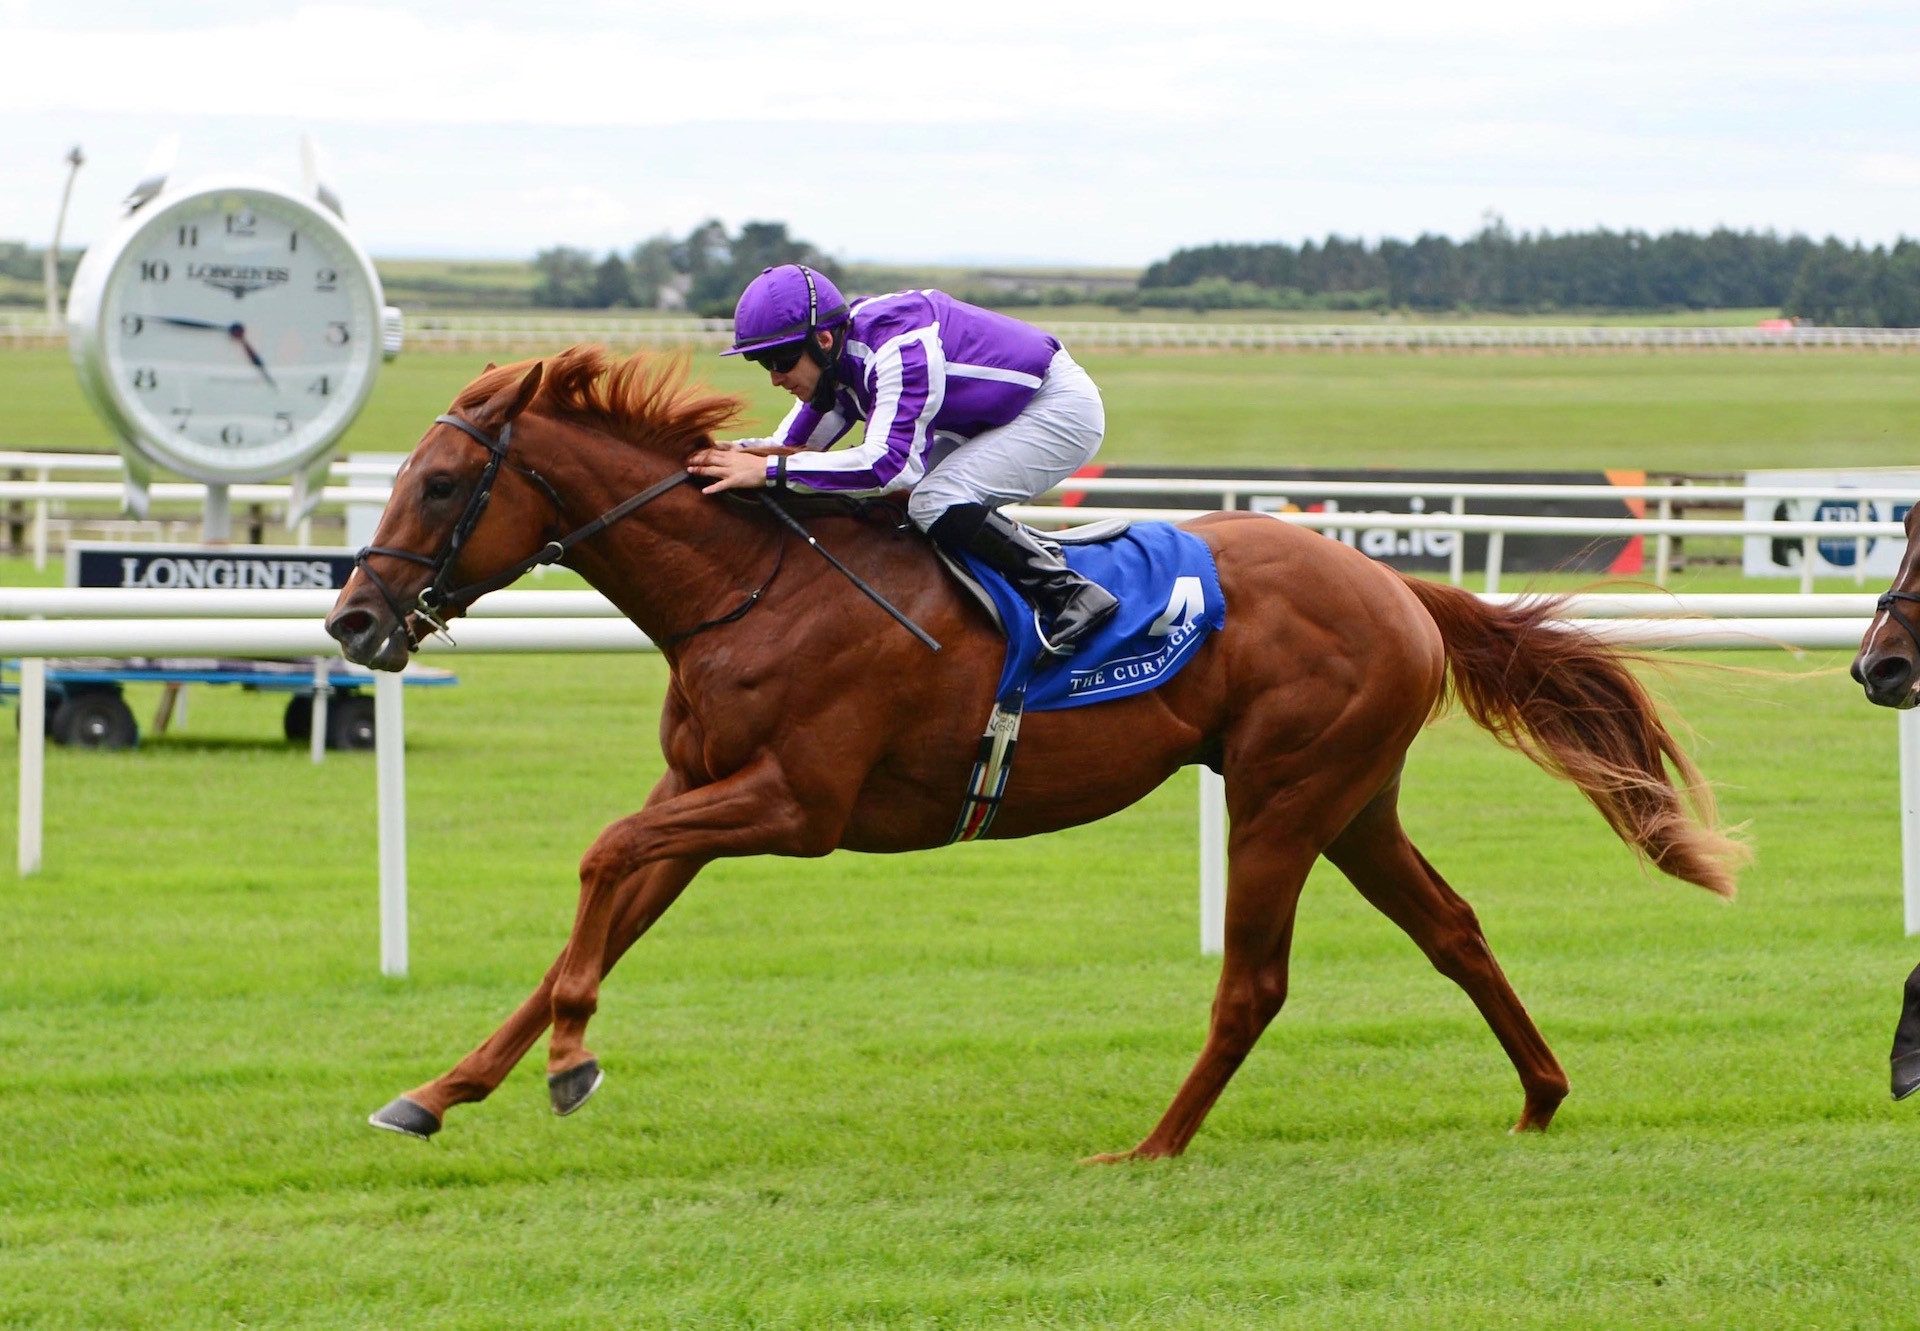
[202,484,232,543]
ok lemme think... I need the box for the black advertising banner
[1058,467,1646,575]
[67,543,360,590]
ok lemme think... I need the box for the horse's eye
[423,475,458,502]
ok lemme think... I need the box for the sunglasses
[745,344,806,374]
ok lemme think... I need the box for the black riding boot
[930,503,1119,656]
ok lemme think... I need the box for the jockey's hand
[688,446,777,494]
[732,441,804,458]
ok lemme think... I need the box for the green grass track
[1,344,1915,472]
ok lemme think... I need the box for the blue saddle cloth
[956,522,1226,712]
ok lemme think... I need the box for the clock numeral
[273,412,294,436]
[326,321,350,346]
[225,211,256,237]
[220,424,244,445]
[131,368,158,390]
[171,407,193,433]
[307,375,332,397]
[289,231,299,253]
[177,225,199,248]
[314,268,337,292]
[138,260,170,282]
[119,314,144,336]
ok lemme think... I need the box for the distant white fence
[4,588,1908,975]
[8,311,1920,352]
[6,450,1915,592]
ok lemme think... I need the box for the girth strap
[949,688,1025,843]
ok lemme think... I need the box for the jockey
[688,264,1120,656]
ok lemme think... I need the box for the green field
[2,344,1919,1327]
[2,343,1915,473]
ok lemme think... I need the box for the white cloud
[1854,153,1920,188]
[3,3,1916,262]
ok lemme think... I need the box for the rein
[355,410,940,657]
[355,412,696,648]
[1878,590,1920,657]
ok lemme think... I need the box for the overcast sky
[3,1,1916,267]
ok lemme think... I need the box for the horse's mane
[454,345,744,455]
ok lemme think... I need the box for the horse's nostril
[1852,656,1868,685]
[328,607,374,640]
[1868,655,1913,690]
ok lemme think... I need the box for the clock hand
[227,323,278,390]
[152,315,228,331]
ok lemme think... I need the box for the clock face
[93,186,380,482]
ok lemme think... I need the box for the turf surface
[2,343,1916,472]
[1,343,1917,1327]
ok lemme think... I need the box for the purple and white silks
[763,290,1066,495]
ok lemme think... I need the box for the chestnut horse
[327,347,1745,1158]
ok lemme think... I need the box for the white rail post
[309,658,328,765]
[32,468,48,571]
[1199,768,1226,956]
[17,658,44,875]
[1801,537,1817,595]
[1484,531,1505,594]
[1903,709,1920,936]
[1655,496,1673,586]
[375,670,408,977]
[1449,496,1466,586]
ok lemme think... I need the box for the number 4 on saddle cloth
[939,519,1227,842]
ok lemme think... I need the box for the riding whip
[757,490,942,653]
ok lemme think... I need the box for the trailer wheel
[284,695,313,743]
[52,689,139,750]
[13,697,60,738]
[327,695,377,750]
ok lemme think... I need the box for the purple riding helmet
[724,264,848,358]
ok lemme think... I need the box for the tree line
[532,220,839,315]
[1129,221,1920,325]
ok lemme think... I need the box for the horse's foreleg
[368,854,706,1138]
[1324,784,1569,1132]
[1088,825,1316,1163]
[545,753,816,1108]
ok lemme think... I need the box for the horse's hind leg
[1323,782,1569,1132]
[1087,820,1318,1163]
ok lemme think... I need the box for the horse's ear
[476,361,544,426]
[482,361,497,372]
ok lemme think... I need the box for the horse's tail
[1400,575,1747,898]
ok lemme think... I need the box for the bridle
[354,411,700,651]
[1876,590,1920,658]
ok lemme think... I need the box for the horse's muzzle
[1853,646,1918,709]
[326,600,413,672]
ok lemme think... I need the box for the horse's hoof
[1892,1051,1920,1101]
[548,1059,604,1117]
[368,1096,440,1141]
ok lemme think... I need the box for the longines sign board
[67,543,359,591]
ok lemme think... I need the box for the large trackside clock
[66,175,388,507]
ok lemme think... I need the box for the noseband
[354,412,695,650]
[1877,590,1920,658]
